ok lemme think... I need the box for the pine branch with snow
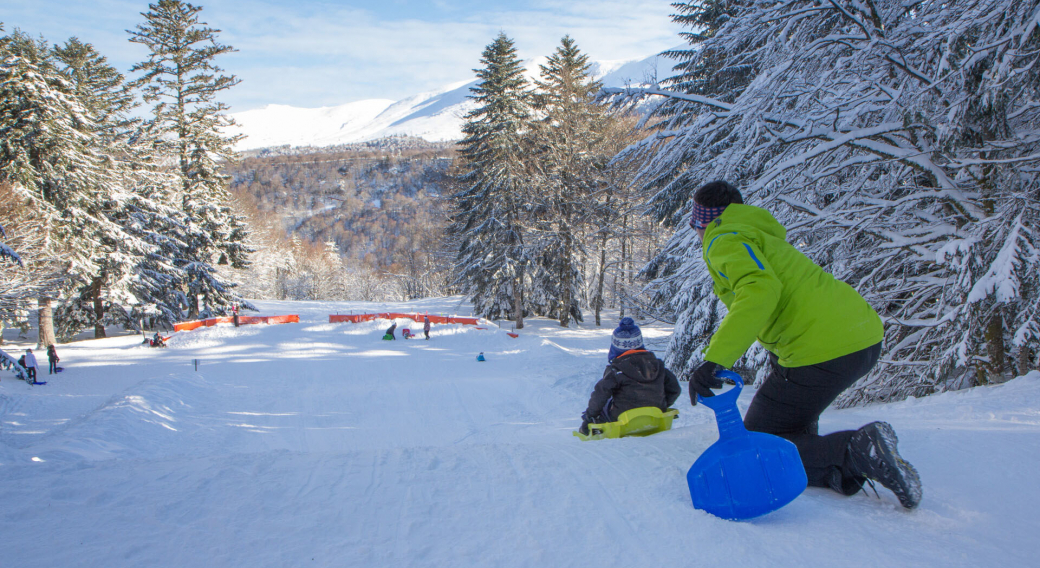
[617,0,1040,402]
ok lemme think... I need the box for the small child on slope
[580,318,681,434]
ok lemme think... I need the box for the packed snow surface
[2,298,1038,567]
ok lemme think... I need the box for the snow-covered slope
[229,53,672,151]
[4,298,1035,567]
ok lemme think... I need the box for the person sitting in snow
[386,321,397,340]
[685,180,921,509]
[580,318,681,435]
[151,331,166,348]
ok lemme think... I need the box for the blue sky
[4,0,684,112]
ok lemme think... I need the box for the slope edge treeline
[0,1,250,342]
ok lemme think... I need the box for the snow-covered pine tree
[528,36,622,327]
[450,33,534,327]
[662,1,755,104]
[610,0,1040,401]
[52,37,136,145]
[54,35,214,333]
[48,37,165,338]
[0,29,143,346]
[128,0,251,319]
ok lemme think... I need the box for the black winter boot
[847,421,922,509]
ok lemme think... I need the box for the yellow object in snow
[572,407,679,441]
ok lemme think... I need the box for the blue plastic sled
[687,370,807,520]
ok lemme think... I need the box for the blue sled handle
[697,370,747,438]
[696,370,743,409]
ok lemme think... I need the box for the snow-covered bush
[611,0,1040,403]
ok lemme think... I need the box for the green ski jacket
[701,204,883,368]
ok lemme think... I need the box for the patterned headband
[689,203,728,230]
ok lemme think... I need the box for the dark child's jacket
[586,349,681,421]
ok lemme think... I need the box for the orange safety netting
[173,314,299,332]
[328,313,480,326]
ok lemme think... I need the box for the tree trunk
[980,311,1008,384]
[188,291,199,321]
[976,153,1008,385]
[512,274,524,330]
[593,233,608,327]
[1018,344,1033,378]
[559,230,572,328]
[92,276,107,338]
[628,217,638,319]
[559,281,571,327]
[618,214,628,318]
[37,297,57,348]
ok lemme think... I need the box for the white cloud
[6,0,684,111]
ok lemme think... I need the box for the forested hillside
[225,138,456,301]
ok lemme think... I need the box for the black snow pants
[743,342,882,495]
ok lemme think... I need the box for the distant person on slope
[386,321,397,340]
[47,344,59,374]
[23,348,38,383]
[580,318,681,435]
[686,180,921,509]
[423,316,431,340]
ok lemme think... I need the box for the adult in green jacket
[687,181,921,509]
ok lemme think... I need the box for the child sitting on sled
[580,317,681,435]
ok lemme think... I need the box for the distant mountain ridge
[229,53,673,151]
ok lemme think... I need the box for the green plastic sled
[382,333,393,340]
[573,407,679,441]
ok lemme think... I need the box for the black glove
[580,410,594,435]
[689,361,724,405]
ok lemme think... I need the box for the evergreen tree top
[127,0,240,106]
[127,0,243,172]
[1,29,58,73]
[467,33,529,112]
[667,1,740,46]
[53,37,137,138]
[459,32,532,170]
[534,35,602,109]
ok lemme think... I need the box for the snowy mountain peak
[229,52,673,151]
